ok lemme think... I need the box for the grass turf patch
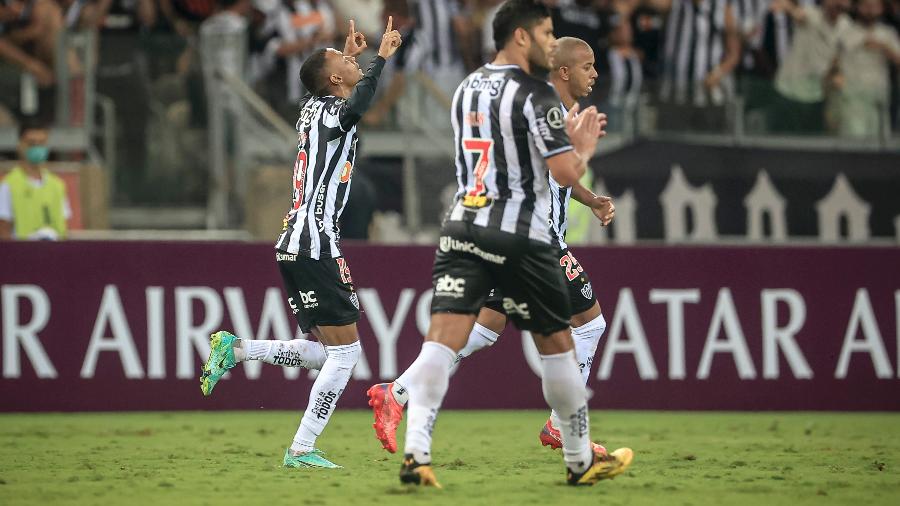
[1,411,898,505]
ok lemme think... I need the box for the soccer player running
[367,36,616,457]
[198,18,403,469]
[371,0,633,488]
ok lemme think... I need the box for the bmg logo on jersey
[435,275,466,299]
[299,290,318,309]
[462,75,504,97]
[502,298,531,319]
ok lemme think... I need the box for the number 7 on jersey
[462,138,493,208]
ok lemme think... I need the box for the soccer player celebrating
[199,18,402,469]
[368,36,616,458]
[370,0,633,488]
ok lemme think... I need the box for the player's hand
[378,16,403,59]
[569,106,603,158]
[596,112,608,139]
[566,105,607,140]
[25,59,54,87]
[704,69,722,89]
[591,195,615,226]
[564,102,580,137]
[344,19,367,57]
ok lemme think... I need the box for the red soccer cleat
[367,382,405,453]
[539,419,607,456]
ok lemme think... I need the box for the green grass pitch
[1,410,898,505]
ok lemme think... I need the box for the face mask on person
[25,145,49,164]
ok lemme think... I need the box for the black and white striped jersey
[406,0,462,73]
[548,103,571,250]
[446,63,573,244]
[660,0,735,106]
[607,48,643,108]
[275,56,386,259]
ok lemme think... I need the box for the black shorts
[484,248,597,317]
[430,221,571,334]
[276,251,360,333]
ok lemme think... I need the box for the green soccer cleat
[200,331,238,396]
[283,448,343,469]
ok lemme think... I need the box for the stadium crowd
[1,0,899,237]
[2,0,899,135]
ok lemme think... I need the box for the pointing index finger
[349,19,355,36]
[386,15,393,33]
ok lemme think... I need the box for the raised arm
[339,16,403,130]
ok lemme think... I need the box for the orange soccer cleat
[539,419,607,456]
[367,382,405,453]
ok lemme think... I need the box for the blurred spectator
[630,0,664,81]
[596,3,642,126]
[253,0,336,115]
[830,0,900,137]
[0,120,71,240]
[657,0,742,130]
[160,0,216,39]
[330,0,383,40]
[548,0,612,60]
[770,0,853,133]
[748,0,815,79]
[478,0,502,60]
[200,0,251,75]
[94,0,159,201]
[363,0,467,127]
[0,0,63,83]
[361,0,413,125]
[740,0,816,121]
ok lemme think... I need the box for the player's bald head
[551,37,592,70]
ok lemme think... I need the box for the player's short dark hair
[492,0,551,52]
[300,48,330,97]
[18,116,49,139]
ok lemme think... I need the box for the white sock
[393,324,500,405]
[390,380,410,405]
[550,313,607,427]
[455,323,499,362]
[402,342,456,463]
[573,313,606,383]
[290,341,361,453]
[236,339,326,370]
[541,350,592,473]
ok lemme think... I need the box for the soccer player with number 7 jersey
[198,18,403,470]
[369,35,618,462]
[370,0,633,488]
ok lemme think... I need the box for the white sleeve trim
[542,145,574,158]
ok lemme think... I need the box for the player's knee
[425,314,476,351]
[572,312,606,339]
[328,340,361,371]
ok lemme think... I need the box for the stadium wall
[591,141,900,242]
[1,242,899,412]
